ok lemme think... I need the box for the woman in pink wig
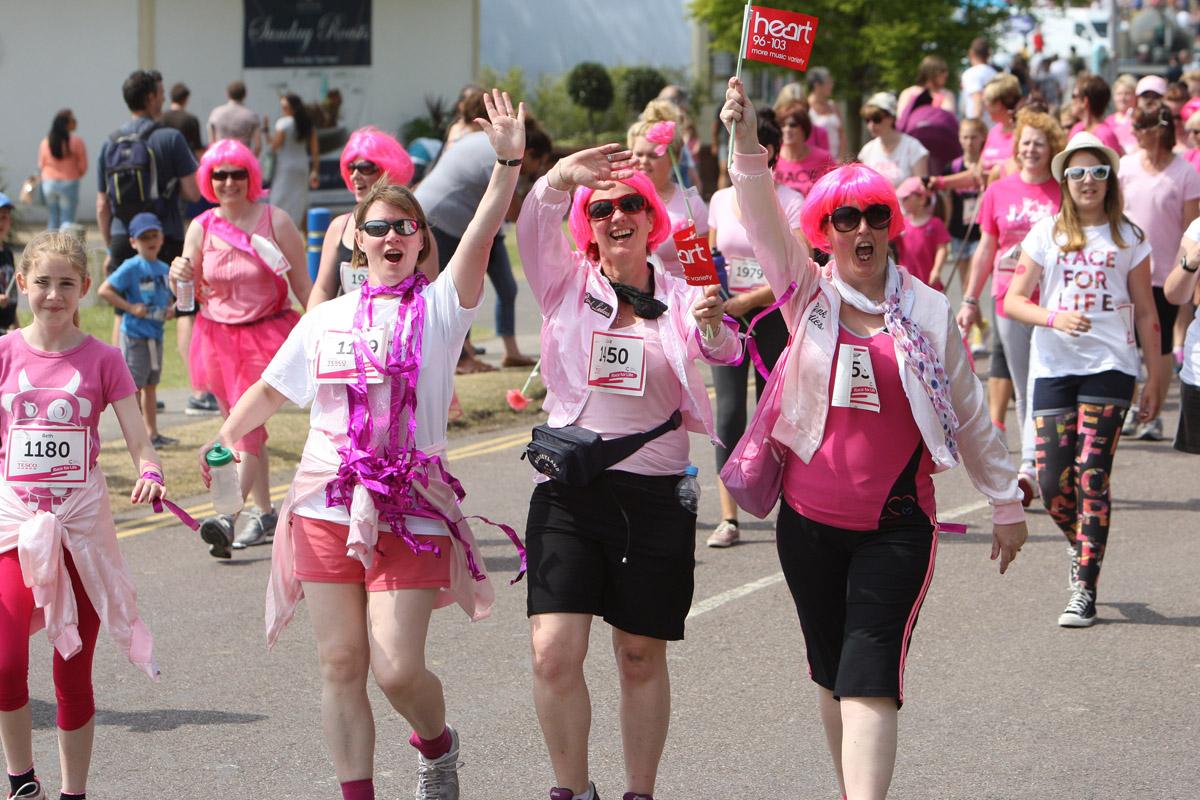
[169,138,312,554]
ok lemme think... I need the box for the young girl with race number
[0,232,168,800]
[1004,133,1164,627]
[197,90,526,800]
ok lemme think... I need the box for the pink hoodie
[0,470,158,680]
[516,177,742,438]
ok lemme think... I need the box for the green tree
[688,0,1009,150]
[566,62,615,139]
[621,66,669,113]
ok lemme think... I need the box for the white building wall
[0,0,477,222]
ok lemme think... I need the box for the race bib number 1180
[5,425,89,487]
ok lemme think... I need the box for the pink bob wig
[198,139,265,204]
[567,171,671,259]
[799,163,904,251]
[339,126,414,190]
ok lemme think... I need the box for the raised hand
[720,77,760,154]
[547,143,637,191]
[475,88,525,162]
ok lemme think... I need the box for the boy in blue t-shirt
[98,212,177,447]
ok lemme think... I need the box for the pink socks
[339,778,374,800]
[408,727,452,760]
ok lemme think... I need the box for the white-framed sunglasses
[1064,165,1111,182]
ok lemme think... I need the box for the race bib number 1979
[5,426,89,487]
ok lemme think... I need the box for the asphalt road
[19,369,1200,800]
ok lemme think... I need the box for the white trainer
[706,520,740,548]
[415,726,461,800]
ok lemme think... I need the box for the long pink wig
[198,139,265,204]
[339,126,414,190]
[567,172,671,258]
[799,163,904,250]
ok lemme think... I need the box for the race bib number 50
[5,426,89,487]
[316,327,386,384]
[587,330,646,396]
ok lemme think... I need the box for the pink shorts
[290,514,452,591]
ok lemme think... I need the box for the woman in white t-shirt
[857,92,929,187]
[1164,216,1200,453]
[197,90,526,800]
[1005,133,1165,629]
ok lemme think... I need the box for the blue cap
[128,212,163,239]
[0,192,13,210]
[684,465,699,477]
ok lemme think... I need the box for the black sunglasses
[862,113,887,124]
[359,218,424,237]
[827,204,892,233]
[211,169,249,182]
[586,194,648,220]
[348,160,379,176]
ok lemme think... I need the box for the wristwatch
[962,295,979,306]
[1183,255,1198,273]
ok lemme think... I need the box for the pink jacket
[0,470,158,680]
[730,149,1024,524]
[266,439,496,648]
[516,177,742,437]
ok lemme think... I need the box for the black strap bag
[522,410,683,487]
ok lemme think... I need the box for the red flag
[674,224,720,287]
[743,5,820,71]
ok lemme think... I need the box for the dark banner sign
[244,0,371,68]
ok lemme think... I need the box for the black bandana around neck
[607,267,667,319]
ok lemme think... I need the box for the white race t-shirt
[1021,216,1151,380]
[960,64,998,118]
[262,274,479,535]
[1180,218,1200,385]
[857,134,929,187]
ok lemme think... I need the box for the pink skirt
[190,309,300,455]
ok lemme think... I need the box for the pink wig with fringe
[567,172,671,259]
[339,127,414,190]
[198,139,265,204]
[799,163,904,251]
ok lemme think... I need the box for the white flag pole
[727,2,752,171]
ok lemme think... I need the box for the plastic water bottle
[206,445,243,516]
[676,464,700,513]
[175,279,195,312]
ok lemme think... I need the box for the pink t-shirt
[808,124,830,152]
[199,206,289,324]
[978,174,1061,316]
[1068,120,1123,154]
[574,316,690,476]
[709,184,804,293]
[896,215,951,285]
[1185,148,1200,174]
[981,123,1014,171]
[782,326,936,530]
[1105,111,1137,154]
[654,185,709,279]
[1119,152,1200,286]
[772,148,836,196]
[0,333,136,507]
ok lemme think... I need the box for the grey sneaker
[8,781,47,800]
[1135,417,1164,441]
[185,393,220,416]
[199,515,234,559]
[550,784,599,800]
[232,510,276,549]
[415,725,461,800]
[1058,586,1097,628]
[1067,544,1081,590]
[1121,408,1139,436]
[706,520,740,548]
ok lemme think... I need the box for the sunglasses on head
[348,160,379,176]
[827,204,892,233]
[211,169,249,182]
[1064,164,1111,182]
[586,194,648,220]
[359,218,423,237]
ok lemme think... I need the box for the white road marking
[686,499,991,621]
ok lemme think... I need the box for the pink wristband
[1045,311,1057,329]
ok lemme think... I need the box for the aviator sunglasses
[827,203,892,233]
[359,218,424,237]
[347,160,379,176]
[1063,165,1111,182]
[586,194,648,220]
[211,169,249,182]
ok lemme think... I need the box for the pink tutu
[190,310,300,455]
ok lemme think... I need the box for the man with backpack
[96,69,200,270]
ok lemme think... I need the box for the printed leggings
[0,549,99,730]
[1032,371,1135,592]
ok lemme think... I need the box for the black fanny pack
[522,410,683,487]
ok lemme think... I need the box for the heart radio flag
[674,223,720,287]
[742,5,820,71]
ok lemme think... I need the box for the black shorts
[1175,381,1200,454]
[1032,369,1136,416]
[525,470,696,641]
[776,501,935,707]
